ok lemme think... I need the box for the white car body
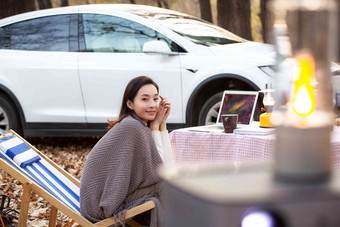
[0,4,277,136]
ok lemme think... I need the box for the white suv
[0,4,276,136]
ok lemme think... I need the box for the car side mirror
[142,40,173,55]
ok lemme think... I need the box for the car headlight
[259,65,275,77]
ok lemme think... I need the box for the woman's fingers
[159,96,171,120]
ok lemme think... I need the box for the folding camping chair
[0,130,155,227]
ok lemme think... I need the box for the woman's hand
[159,96,171,131]
[150,96,171,131]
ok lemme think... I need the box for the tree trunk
[217,0,253,40]
[199,0,213,23]
[60,0,69,7]
[260,0,273,44]
[37,0,52,9]
[0,0,35,19]
[157,0,170,9]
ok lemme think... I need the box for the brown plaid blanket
[80,114,163,226]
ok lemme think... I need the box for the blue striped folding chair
[0,130,155,227]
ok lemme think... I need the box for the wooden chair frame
[0,130,155,227]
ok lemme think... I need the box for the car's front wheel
[198,92,223,125]
[0,95,21,134]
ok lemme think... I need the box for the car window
[0,27,10,49]
[0,15,71,51]
[129,9,245,46]
[80,13,181,53]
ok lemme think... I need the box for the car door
[0,14,86,123]
[77,13,183,124]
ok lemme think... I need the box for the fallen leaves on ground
[0,136,99,226]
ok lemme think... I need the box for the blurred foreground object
[159,162,340,227]
[272,0,337,183]
[160,0,340,226]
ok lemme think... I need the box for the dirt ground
[0,136,100,227]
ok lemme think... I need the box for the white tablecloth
[169,125,340,168]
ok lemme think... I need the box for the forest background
[1,0,273,45]
[2,0,340,59]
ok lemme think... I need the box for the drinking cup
[222,114,238,133]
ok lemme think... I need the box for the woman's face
[127,84,159,123]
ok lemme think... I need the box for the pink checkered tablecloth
[169,126,340,168]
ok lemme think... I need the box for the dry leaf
[0,136,98,226]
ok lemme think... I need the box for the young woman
[80,76,172,226]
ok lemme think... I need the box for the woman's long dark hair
[107,76,159,129]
